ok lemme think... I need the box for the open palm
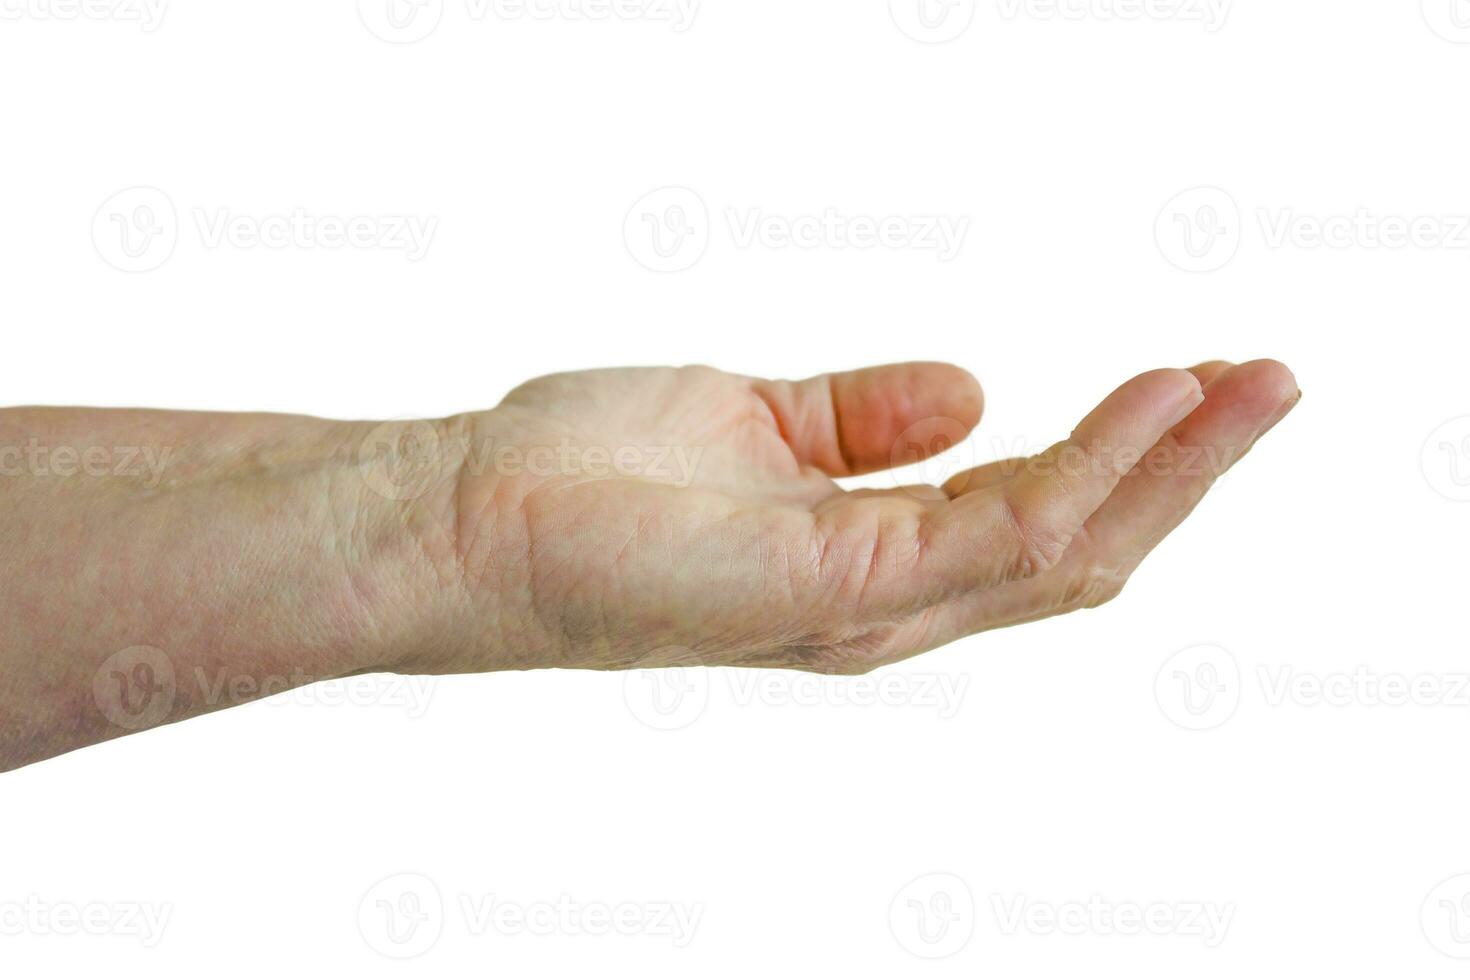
[388,360,1298,675]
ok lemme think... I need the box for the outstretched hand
[381,359,1299,676]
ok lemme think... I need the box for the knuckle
[1014,537,1068,580]
[1001,494,1069,581]
[1063,565,1128,610]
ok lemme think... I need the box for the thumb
[749,362,983,477]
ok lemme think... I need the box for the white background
[3,0,1468,975]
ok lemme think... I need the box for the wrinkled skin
[0,359,1298,769]
[388,359,1299,676]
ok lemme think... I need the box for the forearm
[0,407,428,771]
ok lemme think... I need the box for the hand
[376,359,1299,676]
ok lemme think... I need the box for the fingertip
[1188,360,1236,387]
[1232,358,1300,404]
[761,362,986,477]
[1229,359,1300,436]
[1125,368,1206,429]
[1190,360,1298,434]
[1152,365,1207,394]
[903,362,984,430]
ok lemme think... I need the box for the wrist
[340,411,513,676]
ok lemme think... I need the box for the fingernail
[1256,390,1302,439]
[1164,383,1207,430]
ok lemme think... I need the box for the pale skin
[0,359,1298,770]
